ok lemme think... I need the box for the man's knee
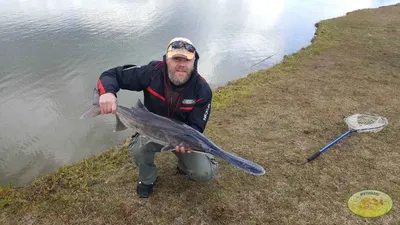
[188,157,218,182]
[130,146,145,161]
[128,134,156,160]
[128,135,141,157]
[190,171,216,182]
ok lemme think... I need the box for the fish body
[80,88,266,176]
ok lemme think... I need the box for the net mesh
[344,113,388,132]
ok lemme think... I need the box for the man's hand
[99,93,117,114]
[175,146,192,153]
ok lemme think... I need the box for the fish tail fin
[80,106,101,119]
[113,115,128,132]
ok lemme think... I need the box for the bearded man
[96,37,218,198]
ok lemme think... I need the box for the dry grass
[1,4,400,225]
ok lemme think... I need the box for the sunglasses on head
[169,41,196,53]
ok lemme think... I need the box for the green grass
[1,4,400,225]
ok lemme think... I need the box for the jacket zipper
[170,96,173,117]
[171,94,183,118]
[163,68,171,118]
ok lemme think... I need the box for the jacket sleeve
[186,85,212,133]
[97,61,158,96]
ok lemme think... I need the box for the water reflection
[1,139,60,187]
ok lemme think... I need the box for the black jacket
[97,55,212,133]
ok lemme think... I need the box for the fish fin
[92,87,100,105]
[160,144,175,152]
[80,87,102,119]
[80,106,101,119]
[134,99,149,112]
[137,135,153,147]
[113,116,128,132]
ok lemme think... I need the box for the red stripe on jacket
[147,87,165,101]
[97,79,106,95]
[154,61,163,70]
[180,107,194,111]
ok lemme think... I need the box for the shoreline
[1,3,399,225]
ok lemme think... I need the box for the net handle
[306,113,388,163]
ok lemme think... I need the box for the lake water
[1,0,398,187]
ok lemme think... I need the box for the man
[96,37,218,198]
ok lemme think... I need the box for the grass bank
[1,4,400,225]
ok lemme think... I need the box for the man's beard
[168,71,191,85]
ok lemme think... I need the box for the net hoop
[344,113,388,132]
